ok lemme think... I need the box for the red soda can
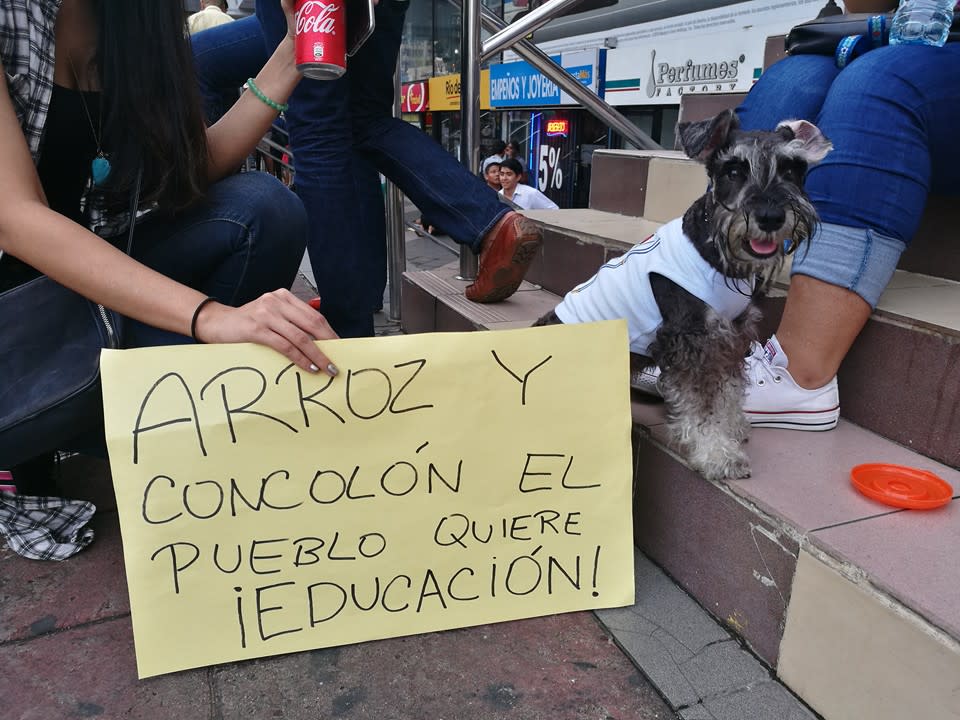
[294,1,346,80]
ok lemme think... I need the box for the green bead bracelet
[246,77,289,113]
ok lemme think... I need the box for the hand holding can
[294,0,347,80]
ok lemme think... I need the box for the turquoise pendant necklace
[91,153,111,186]
[68,54,111,187]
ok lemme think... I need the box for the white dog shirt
[554,217,753,356]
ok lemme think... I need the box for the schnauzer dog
[536,109,832,480]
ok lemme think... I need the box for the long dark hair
[93,0,208,210]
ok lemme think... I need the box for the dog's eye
[778,159,807,184]
[723,164,746,180]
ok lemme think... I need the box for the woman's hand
[282,0,296,39]
[193,289,341,376]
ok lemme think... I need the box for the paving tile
[597,552,730,708]
[0,617,209,720]
[297,253,316,289]
[0,511,129,643]
[291,271,317,303]
[677,641,769,699]
[718,420,960,532]
[213,613,674,720]
[810,496,960,639]
[679,703,717,720]
[699,681,818,720]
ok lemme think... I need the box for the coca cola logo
[296,1,340,35]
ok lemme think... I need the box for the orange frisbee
[850,463,953,510]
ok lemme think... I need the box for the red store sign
[401,81,429,113]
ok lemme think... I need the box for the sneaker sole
[746,406,840,431]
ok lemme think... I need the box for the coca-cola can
[294,0,346,80]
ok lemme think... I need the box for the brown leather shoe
[465,211,542,303]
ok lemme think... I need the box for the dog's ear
[677,109,739,163]
[776,119,833,164]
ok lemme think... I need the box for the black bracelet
[190,296,217,343]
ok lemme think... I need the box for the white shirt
[555,217,753,356]
[500,184,559,210]
[188,6,234,35]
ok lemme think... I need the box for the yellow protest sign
[101,322,635,678]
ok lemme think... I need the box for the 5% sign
[537,145,564,193]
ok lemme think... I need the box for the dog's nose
[756,205,786,232]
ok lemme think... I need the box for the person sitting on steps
[736,0,960,431]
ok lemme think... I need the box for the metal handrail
[452,0,659,280]
[474,1,660,152]
[385,67,406,323]
[458,0,483,279]
[480,0,587,61]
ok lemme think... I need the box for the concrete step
[399,261,960,720]
[630,404,960,720]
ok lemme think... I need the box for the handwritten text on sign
[101,322,635,678]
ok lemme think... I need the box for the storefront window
[399,3,433,83]
[503,0,529,24]
[400,2,505,83]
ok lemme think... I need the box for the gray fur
[536,111,831,481]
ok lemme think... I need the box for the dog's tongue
[749,237,779,255]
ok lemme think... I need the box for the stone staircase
[400,148,960,720]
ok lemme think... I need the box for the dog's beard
[711,196,817,285]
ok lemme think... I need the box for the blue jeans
[191,16,268,124]
[737,44,960,307]
[249,1,509,337]
[124,171,307,347]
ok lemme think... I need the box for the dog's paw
[732,415,751,444]
[693,450,752,481]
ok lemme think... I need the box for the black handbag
[786,11,960,66]
[0,174,141,467]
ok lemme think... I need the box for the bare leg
[775,275,872,389]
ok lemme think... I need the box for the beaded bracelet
[246,77,289,113]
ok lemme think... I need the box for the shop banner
[101,322,636,678]
[401,81,428,113]
[577,0,825,106]
[489,49,604,108]
[428,70,492,111]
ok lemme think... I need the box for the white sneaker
[631,363,662,398]
[743,335,840,431]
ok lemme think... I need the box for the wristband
[246,77,289,113]
[190,296,217,343]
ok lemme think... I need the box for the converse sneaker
[743,335,840,431]
[630,363,662,398]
